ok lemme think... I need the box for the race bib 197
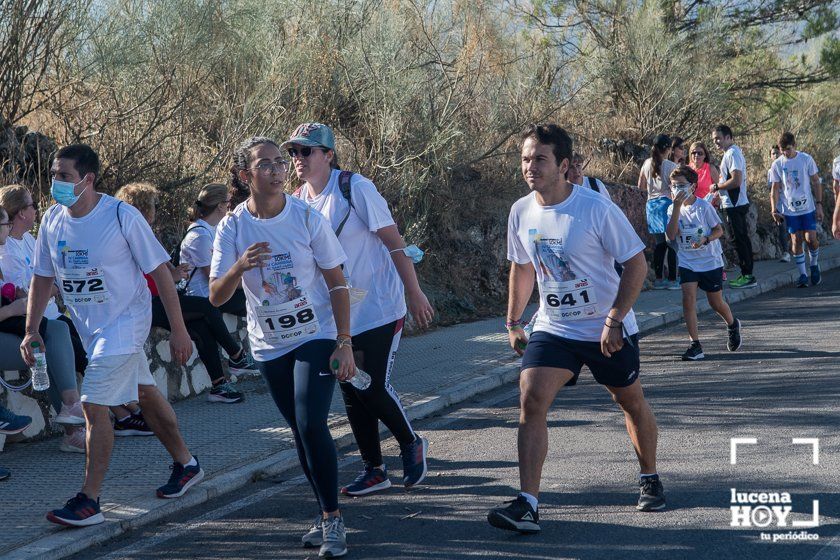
[540,278,598,321]
[788,195,809,214]
[58,267,110,305]
[255,295,320,344]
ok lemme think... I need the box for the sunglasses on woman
[287,146,326,158]
[691,151,705,157]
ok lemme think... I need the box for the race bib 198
[540,278,598,321]
[255,295,320,344]
[58,267,110,305]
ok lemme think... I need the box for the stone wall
[0,314,249,449]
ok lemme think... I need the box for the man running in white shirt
[23,144,202,527]
[769,132,823,287]
[487,124,664,535]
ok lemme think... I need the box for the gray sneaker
[319,515,347,558]
[302,516,323,547]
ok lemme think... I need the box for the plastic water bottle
[331,360,371,391]
[31,341,49,391]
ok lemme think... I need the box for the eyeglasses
[250,161,289,175]
[287,146,325,158]
[0,222,11,227]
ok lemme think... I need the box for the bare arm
[833,192,840,240]
[718,169,743,191]
[321,265,354,381]
[637,170,647,193]
[149,263,192,365]
[376,224,434,329]
[20,274,55,365]
[601,251,647,358]
[811,174,824,221]
[665,207,681,242]
[507,261,535,356]
[209,242,270,306]
[710,164,720,184]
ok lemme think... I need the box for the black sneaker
[46,492,105,527]
[727,318,742,352]
[681,341,704,361]
[228,352,258,375]
[487,496,540,533]
[156,458,204,498]
[207,381,244,404]
[114,412,154,436]
[637,476,666,511]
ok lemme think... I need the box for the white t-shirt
[507,186,644,342]
[769,152,819,216]
[719,144,749,208]
[832,155,840,182]
[667,197,724,272]
[179,218,215,297]
[641,159,677,200]
[211,195,346,361]
[579,176,613,202]
[294,170,406,336]
[33,195,170,359]
[2,232,60,319]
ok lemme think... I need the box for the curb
[9,252,840,559]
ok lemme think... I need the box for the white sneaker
[319,516,347,558]
[59,428,86,453]
[56,402,85,426]
[779,252,791,263]
[302,516,324,547]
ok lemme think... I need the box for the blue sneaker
[811,265,821,286]
[0,467,9,481]
[46,492,104,527]
[228,352,258,375]
[0,406,31,435]
[156,458,204,498]
[341,464,391,496]
[400,435,428,488]
[796,274,809,288]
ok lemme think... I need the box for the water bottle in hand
[331,359,371,391]
[31,341,49,391]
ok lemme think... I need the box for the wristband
[335,337,352,350]
[505,319,524,330]
[605,322,623,329]
[329,285,349,293]
[702,236,710,246]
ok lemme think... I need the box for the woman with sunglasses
[210,136,354,558]
[688,142,720,201]
[285,123,434,499]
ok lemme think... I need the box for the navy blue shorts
[785,211,817,234]
[679,266,723,293]
[521,331,640,388]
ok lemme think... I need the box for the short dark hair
[520,124,573,167]
[714,124,733,139]
[778,132,795,149]
[671,136,685,150]
[670,164,698,184]
[770,145,780,154]
[54,144,100,181]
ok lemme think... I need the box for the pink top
[693,162,712,199]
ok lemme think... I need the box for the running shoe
[302,515,324,548]
[811,264,821,286]
[60,428,86,454]
[487,496,540,533]
[727,319,742,352]
[341,464,391,496]
[400,435,428,488]
[156,458,204,498]
[729,274,757,289]
[796,274,809,288]
[665,280,681,290]
[56,402,85,426]
[779,252,791,263]
[0,467,9,481]
[46,492,104,527]
[114,411,153,436]
[228,352,258,375]
[319,515,347,558]
[681,341,704,361]
[207,381,244,404]
[0,407,31,435]
[637,475,666,511]
[652,279,667,290]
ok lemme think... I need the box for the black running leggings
[151,294,242,383]
[652,233,677,281]
[258,339,339,513]
[342,318,415,467]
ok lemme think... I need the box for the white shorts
[81,352,156,406]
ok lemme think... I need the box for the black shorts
[678,266,723,293]
[521,331,640,388]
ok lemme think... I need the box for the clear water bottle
[31,341,49,391]
[331,360,371,391]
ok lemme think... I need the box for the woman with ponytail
[638,134,679,290]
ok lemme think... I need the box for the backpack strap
[587,176,600,193]
[333,170,355,238]
[179,223,211,292]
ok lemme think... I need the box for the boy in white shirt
[769,132,823,287]
[666,165,741,361]
[23,144,202,527]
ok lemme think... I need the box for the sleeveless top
[693,162,712,199]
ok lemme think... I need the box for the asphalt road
[75,272,840,560]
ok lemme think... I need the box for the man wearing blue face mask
[666,165,740,361]
[287,122,434,501]
[22,144,202,527]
